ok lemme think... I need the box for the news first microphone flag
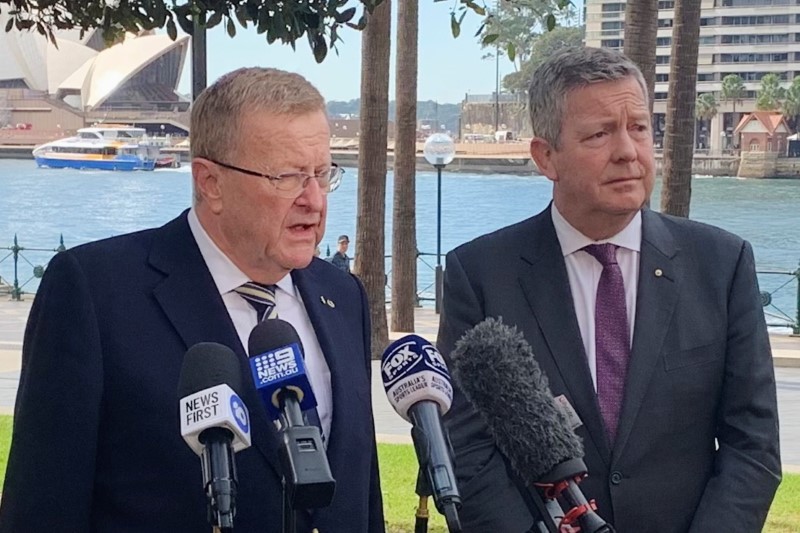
[179,347,252,455]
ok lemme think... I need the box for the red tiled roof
[734,112,789,135]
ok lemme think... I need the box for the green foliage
[502,25,584,94]
[757,73,786,112]
[695,92,718,120]
[781,76,800,124]
[0,0,383,62]
[441,0,573,66]
[720,74,746,113]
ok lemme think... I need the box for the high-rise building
[584,0,800,154]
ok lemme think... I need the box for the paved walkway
[1,298,799,472]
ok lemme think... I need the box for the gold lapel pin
[654,268,663,277]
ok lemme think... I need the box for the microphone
[449,318,615,533]
[178,342,252,532]
[381,334,462,532]
[247,318,335,510]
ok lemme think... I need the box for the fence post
[794,263,800,336]
[11,234,21,301]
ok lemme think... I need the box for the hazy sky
[177,1,583,104]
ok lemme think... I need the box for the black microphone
[381,335,462,532]
[178,342,252,532]
[449,317,615,533]
[247,319,335,510]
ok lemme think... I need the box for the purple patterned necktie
[584,244,630,443]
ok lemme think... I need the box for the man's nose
[295,176,325,210]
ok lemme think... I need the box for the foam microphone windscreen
[449,317,584,481]
[178,342,244,398]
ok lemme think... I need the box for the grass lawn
[0,416,794,531]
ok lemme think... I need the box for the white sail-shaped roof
[80,34,189,110]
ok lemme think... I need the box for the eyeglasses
[208,158,344,199]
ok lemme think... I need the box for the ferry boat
[32,126,163,171]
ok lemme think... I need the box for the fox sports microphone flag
[381,334,453,420]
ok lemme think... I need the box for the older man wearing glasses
[0,68,384,533]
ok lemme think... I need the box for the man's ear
[530,137,558,183]
[192,158,223,213]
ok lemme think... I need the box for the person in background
[437,46,780,532]
[0,67,384,533]
[329,234,351,273]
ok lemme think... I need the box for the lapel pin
[320,296,336,308]
[327,299,336,308]
[654,268,663,277]
[320,296,326,305]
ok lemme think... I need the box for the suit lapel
[148,211,282,476]
[517,208,612,464]
[291,265,357,469]
[612,210,679,463]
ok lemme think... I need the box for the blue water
[0,159,798,325]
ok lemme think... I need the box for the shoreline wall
[6,144,800,179]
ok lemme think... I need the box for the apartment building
[584,0,800,154]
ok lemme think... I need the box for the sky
[176,1,577,105]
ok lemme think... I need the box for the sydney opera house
[0,18,191,143]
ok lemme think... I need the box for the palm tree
[661,0,702,218]
[720,74,746,146]
[391,0,418,332]
[720,74,745,115]
[695,92,718,150]
[623,0,659,114]
[756,73,785,111]
[355,0,391,358]
[782,76,800,133]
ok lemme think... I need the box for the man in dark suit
[438,47,781,532]
[0,68,384,532]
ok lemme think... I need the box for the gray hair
[190,67,325,161]
[527,46,647,148]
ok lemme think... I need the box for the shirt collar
[551,204,642,257]
[187,208,296,298]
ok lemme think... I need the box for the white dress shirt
[551,206,641,390]
[187,208,333,439]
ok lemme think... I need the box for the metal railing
[2,236,798,335]
[759,264,800,335]
[0,235,66,301]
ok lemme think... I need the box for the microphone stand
[414,469,431,533]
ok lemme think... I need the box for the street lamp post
[423,134,455,314]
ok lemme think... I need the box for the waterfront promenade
[0,298,798,471]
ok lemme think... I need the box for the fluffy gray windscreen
[450,317,584,481]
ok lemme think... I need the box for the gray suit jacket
[438,206,781,533]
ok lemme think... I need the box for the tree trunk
[660,0,701,218]
[355,0,391,358]
[623,0,659,114]
[391,0,418,332]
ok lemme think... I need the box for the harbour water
[0,159,798,325]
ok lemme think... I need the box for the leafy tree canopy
[1,0,384,62]
[695,92,718,120]
[756,73,786,112]
[442,0,573,62]
[501,24,583,94]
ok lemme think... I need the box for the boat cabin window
[79,132,102,140]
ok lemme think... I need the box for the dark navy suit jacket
[0,211,384,532]
[438,206,781,533]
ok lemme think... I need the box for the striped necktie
[235,281,326,445]
[234,282,278,321]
